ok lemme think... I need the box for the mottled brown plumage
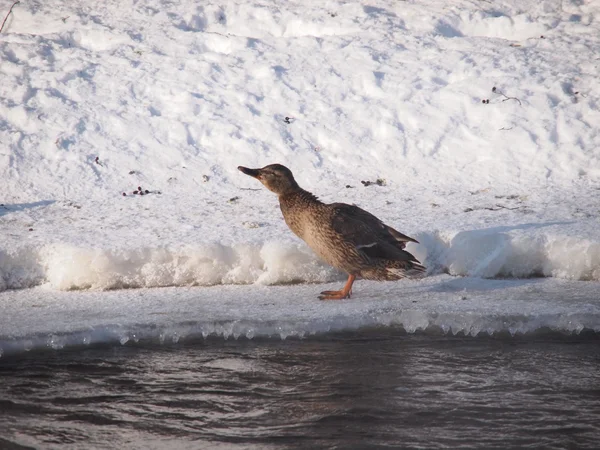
[238,164,426,299]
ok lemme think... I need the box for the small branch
[486,204,521,211]
[0,1,20,33]
[492,86,522,106]
[464,204,525,213]
[205,31,229,38]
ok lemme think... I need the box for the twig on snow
[464,204,524,212]
[0,1,20,33]
[486,204,522,211]
[492,86,522,106]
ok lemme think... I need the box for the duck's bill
[238,166,261,178]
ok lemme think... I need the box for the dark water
[1,333,600,449]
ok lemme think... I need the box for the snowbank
[1,220,599,292]
[433,221,600,281]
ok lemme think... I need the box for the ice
[1,276,599,357]
[1,0,599,351]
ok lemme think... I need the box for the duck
[238,164,425,300]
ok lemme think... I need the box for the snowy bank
[1,220,600,291]
[1,0,600,293]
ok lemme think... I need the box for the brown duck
[238,164,426,300]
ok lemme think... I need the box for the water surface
[1,332,599,449]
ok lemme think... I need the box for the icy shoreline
[1,276,599,357]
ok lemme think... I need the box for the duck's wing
[330,203,420,262]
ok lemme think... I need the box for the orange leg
[318,274,356,300]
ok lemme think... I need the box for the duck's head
[238,164,299,195]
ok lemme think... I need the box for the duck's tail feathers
[361,259,427,281]
[385,261,427,279]
[387,226,419,248]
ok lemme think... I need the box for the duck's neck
[277,188,322,240]
[279,187,321,206]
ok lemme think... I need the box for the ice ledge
[1,276,599,357]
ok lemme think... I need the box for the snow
[1,0,599,353]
